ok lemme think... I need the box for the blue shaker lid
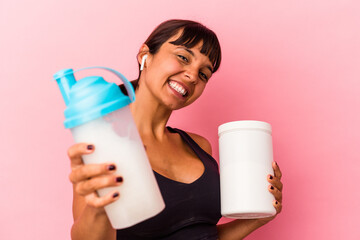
[53,68,74,80]
[63,75,132,129]
[54,67,135,129]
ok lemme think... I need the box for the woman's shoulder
[186,131,213,156]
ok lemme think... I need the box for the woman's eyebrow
[176,46,195,56]
[176,47,214,72]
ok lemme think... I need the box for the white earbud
[140,54,148,71]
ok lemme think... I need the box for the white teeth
[169,81,187,96]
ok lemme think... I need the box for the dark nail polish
[87,145,94,150]
[108,165,116,171]
[275,201,279,205]
[270,186,274,190]
[116,177,123,183]
[113,192,119,198]
[269,175,273,180]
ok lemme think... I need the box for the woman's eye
[199,72,208,81]
[178,55,188,62]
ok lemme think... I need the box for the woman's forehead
[165,33,205,54]
[166,29,204,48]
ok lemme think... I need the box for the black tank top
[116,127,221,240]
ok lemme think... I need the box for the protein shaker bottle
[53,67,165,229]
[218,120,276,219]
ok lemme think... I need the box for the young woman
[68,19,283,240]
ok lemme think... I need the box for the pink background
[1,0,359,239]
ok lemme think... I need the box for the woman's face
[140,30,214,110]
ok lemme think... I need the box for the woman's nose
[184,68,198,85]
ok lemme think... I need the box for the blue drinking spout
[53,68,76,106]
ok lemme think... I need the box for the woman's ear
[137,44,150,68]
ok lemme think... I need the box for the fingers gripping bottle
[53,67,165,229]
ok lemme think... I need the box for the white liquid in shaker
[71,108,165,229]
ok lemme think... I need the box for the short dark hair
[144,19,221,73]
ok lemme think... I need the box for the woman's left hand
[256,161,283,225]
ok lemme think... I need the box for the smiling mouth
[168,80,189,97]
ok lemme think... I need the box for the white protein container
[218,120,276,219]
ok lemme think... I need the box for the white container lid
[218,120,272,136]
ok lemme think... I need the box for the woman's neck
[129,85,172,141]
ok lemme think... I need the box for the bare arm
[217,219,267,240]
[71,190,116,240]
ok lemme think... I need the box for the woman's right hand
[67,143,123,210]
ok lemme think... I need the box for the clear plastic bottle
[53,67,165,229]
